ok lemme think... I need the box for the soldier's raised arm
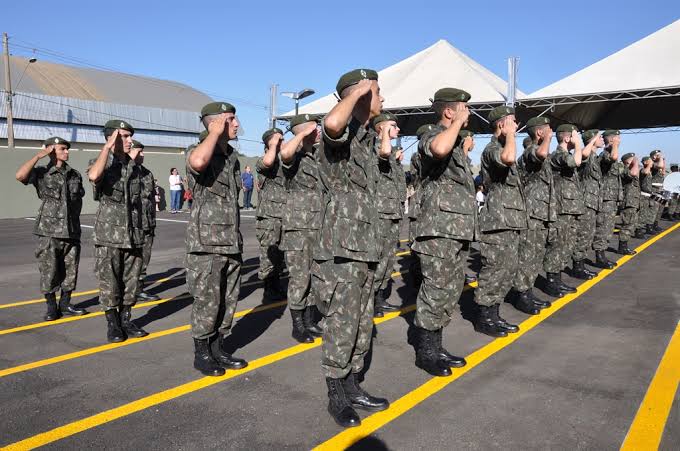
[324,79,373,139]
[15,145,53,183]
[88,130,119,183]
[429,104,469,159]
[571,130,583,167]
[261,128,284,168]
[499,115,518,166]
[189,114,228,173]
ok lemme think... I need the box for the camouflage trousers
[282,229,317,311]
[619,207,639,242]
[573,207,597,262]
[94,245,143,310]
[669,195,680,216]
[544,214,577,273]
[35,236,81,294]
[374,218,400,294]
[312,258,375,379]
[639,196,656,226]
[256,217,285,281]
[655,197,665,222]
[186,252,242,340]
[474,230,520,307]
[593,200,617,251]
[413,237,469,330]
[513,219,548,293]
[138,230,154,282]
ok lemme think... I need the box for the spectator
[154,179,161,211]
[476,183,486,211]
[241,165,254,210]
[168,167,183,213]
[183,178,194,210]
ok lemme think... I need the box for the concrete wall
[1,146,261,219]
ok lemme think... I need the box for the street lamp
[281,88,315,115]
[3,31,37,149]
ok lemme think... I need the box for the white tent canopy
[280,40,523,134]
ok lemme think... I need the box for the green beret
[670,163,678,169]
[641,156,651,163]
[43,136,70,149]
[602,129,620,137]
[488,105,515,124]
[130,140,144,149]
[522,136,533,149]
[621,152,635,162]
[200,101,236,118]
[289,113,319,130]
[336,68,378,95]
[556,124,577,133]
[582,129,600,142]
[198,130,209,143]
[262,127,284,145]
[458,130,474,139]
[432,88,471,103]
[650,149,662,157]
[103,119,134,135]
[415,124,436,139]
[526,116,550,128]
[371,112,398,130]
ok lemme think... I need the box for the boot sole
[351,402,390,412]
[473,327,508,338]
[416,362,452,377]
[195,368,226,377]
[327,406,361,428]
[107,337,127,343]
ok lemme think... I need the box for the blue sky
[4,0,680,163]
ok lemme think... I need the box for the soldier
[638,156,654,236]
[618,153,640,255]
[279,114,324,343]
[572,129,604,280]
[314,69,389,427]
[513,116,559,308]
[185,102,248,376]
[255,128,287,301]
[87,120,148,343]
[668,163,680,220]
[411,87,474,375]
[15,137,87,320]
[474,105,527,338]
[650,149,666,232]
[370,112,404,317]
[132,140,161,302]
[592,130,622,268]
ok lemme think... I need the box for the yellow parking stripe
[620,321,680,451]
[313,222,680,450]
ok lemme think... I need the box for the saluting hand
[208,114,228,137]
[103,129,120,152]
[300,122,318,136]
[453,105,470,125]
[395,148,404,162]
[353,79,373,97]
[462,136,473,153]
[37,145,55,159]
[503,116,518,135]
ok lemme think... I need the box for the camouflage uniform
[619,166,640,242]
[24,163,85,294]
[412,125,476,329]
[89,154,146,309]
[255,156,286,282]
[138,165,156,283]
[574,152,602,261]
[544,148,583,271]
[281,148,323,310]
[593,148,621,251]
[408,152,422,242]
[312,119,381,379]
[651,166,666,223]
[185,143,243,340]
[475,136,527,307]
[639,169,655,226]
[514,143,556,292]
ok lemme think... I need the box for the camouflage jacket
[138,164,156,232]
[479,136,527,232]
[413,124,477,245]
[25,162,84,240]
[185,143,242,255]
[282,147,324,232]
[651,166,665,193]
[89,153,145,248]
[640,169,653,195]
[315,118,381,263]
[550,147,584,216]
[256,155,287,221]
[621,167,641,209]
[517,143,557,224]
[579,152,603,211]
[408,151,422,221]
[373,141,405,220]
[600,148,622,202]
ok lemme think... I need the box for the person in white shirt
[168,168,183,213]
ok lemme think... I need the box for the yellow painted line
[395,250,411,257]
[620,321,680,451]
[0,300,288,379]
[314,222,680,450]
[399,239,410,243]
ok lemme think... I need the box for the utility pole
[507,56,519,107]
[269,84,278,128]
[3,32,14,148]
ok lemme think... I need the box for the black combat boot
[415,327,452,376]
[374,289,399,317]
[527,289,551,309]
[645,224,655,235]
[263,278,285,301]
[119,305,149,338]
[594,250,616,269]
[105,309,126,343]
[571,260,593,280]
[326,377,361,428]
[193,338,225,376]
[303,306,323,337]
[136,287,160,302]
[44,292,60,321]
[59,290,87,316]
[634,228,646,239]
[473,305,509,338]
[435,328,466,368]
[343,373,389,412]
[513,291,540,315]
[290,309,314,343]
[492,304,520,332]
[582,263,599,279]
[653,221,663,233]
[556,273,577,293]
[213,334,248,369]
[618,241,637,255]
[544,272,565,297]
